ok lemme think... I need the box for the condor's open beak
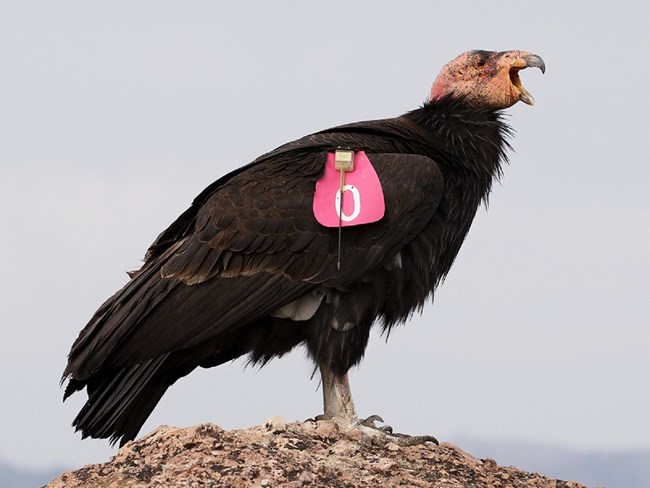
[509,53,546,106]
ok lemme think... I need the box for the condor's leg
[318,363,438,446]
[320,364,357,423]
[319,365,391,435]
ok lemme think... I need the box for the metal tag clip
[334,149,355,270]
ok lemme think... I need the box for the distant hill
[0,460,65,488]
[455,437,650,488]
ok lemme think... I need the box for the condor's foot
[318,367,438,446]
[356,414,439,446]
[312,414,439,446]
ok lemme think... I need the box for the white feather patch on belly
[270,291,324,321]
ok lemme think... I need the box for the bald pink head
[429,50,545,110]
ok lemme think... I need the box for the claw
[361,415,394,434]
[361,414,385,427]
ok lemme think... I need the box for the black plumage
[63,50,544,446]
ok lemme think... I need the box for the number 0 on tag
[313,151,385,227]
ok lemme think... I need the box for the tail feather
[71,356,178,446]
[62,239,315,444]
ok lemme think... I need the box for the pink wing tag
[313,151,385,227]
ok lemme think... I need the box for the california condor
[63,49,545,446]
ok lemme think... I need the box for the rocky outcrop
[46,420,588,487]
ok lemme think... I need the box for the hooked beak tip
[524,54,546,74]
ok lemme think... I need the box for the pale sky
[1,0,649,471]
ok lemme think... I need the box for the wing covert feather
[161,152,443,287]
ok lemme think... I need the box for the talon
[360,415,394,434]
[361,414,384,427]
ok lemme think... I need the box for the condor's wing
[64,148,443,381]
